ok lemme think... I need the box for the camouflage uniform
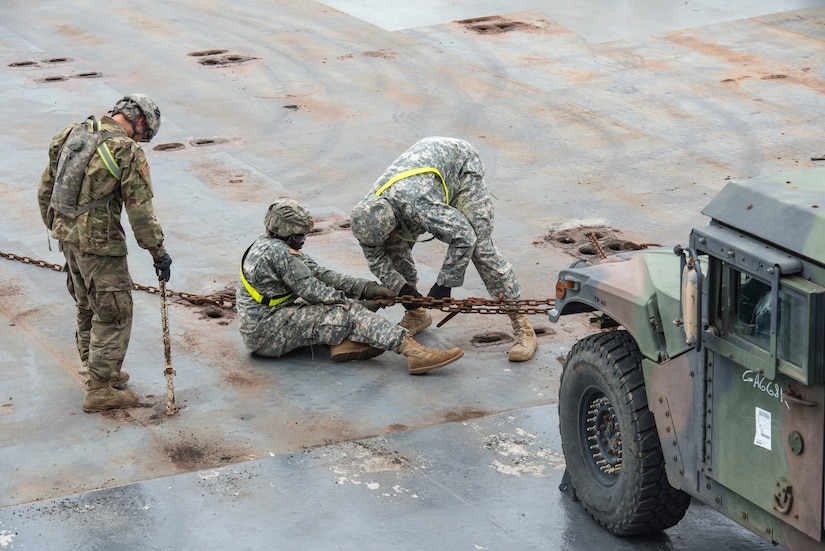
[353,136,521,299]
[37,115,167,382]
[236,235,408,357]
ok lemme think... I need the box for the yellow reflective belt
[239,246,293,307]
[375,167,448,203]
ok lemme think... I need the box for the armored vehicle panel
[552,168,825,550]
[703,168,825,267]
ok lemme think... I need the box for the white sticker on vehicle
[754,407,772,450]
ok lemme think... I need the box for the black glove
[428,283,451,300]
[398,283,422,310]
[153,253,172,282]
[362,281,395,300]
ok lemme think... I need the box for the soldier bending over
[350,137,537,362]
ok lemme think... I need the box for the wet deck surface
[1,0,823,548]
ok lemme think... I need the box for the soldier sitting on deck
[235,198,464,375]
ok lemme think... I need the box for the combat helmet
[350,195,397,247]
[110,94,161,142]
[264,198,314,237]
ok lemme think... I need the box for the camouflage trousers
[454,179,521,300]
[61,242,133,382]
[384,233,520,299]
[245,300,408,358]
[466,235,521,300]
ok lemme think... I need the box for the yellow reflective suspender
[374,167,448,203]
[239,244,294,307]
[98,142,122,180]
[89,120,123,181]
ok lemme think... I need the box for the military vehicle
[549,167,825,550]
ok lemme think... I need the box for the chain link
[386,295,554,316]
[2,249,236,309]
[1,250,554,314]
[588,231,608,260]
[0,250,66,272]
[132,282,237,309]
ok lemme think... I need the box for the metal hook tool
[159,279,178,415]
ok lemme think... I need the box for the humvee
[549,168,825,550]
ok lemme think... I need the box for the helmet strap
[286,234,306,250]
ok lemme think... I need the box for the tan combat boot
[329,339,385,362]
[509,313,538,362]
[83,377,139,413]
[398,307,432,336]
[82,361,129,388]
[110,370,130,388]
[397,336,463,375]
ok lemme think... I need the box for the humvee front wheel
[559,330,690,535]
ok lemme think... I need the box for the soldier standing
[37,94,172,412]
[350,136,537,362]
[236,199,464,374]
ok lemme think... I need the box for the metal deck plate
[2,0,822,548]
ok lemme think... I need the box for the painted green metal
[551,167,825,550]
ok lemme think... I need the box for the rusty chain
[588,231,608,260]
[1,250,236,310]
[132,282,237,309]
[0,250,66,272]
[386,295,554,316]
[1,250,553,315]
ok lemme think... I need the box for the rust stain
[0,281,23,297]
[293,416,372,450]
[191,158,265,203]
[175,327,245,370]
[54,24,104,45]
[164,437,250,470]
[127,13,166,33]
[667,33,825,95]
[362,49,397,60]
[9,307,44,323]
[443,408,489,422]
[665,33,762,65]
[283,95,354,124]
[224,370,266,387]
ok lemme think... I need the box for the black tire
[559,330,690,535]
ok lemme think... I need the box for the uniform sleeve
[36,126,72,227]
[359,243,410,293]
[119,144,167,258]
[281,252,350,305]
[304,254,370,297]
[417,199,477,288]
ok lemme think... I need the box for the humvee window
[777,290,806,368]
[731,268,809,370]
[732,271,771,349]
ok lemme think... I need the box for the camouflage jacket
[236,235,372,340]
[361,136,494,289]
[37,116,167,258]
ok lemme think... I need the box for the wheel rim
[580,387,623,485]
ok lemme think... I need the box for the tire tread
[559,330,690,536]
